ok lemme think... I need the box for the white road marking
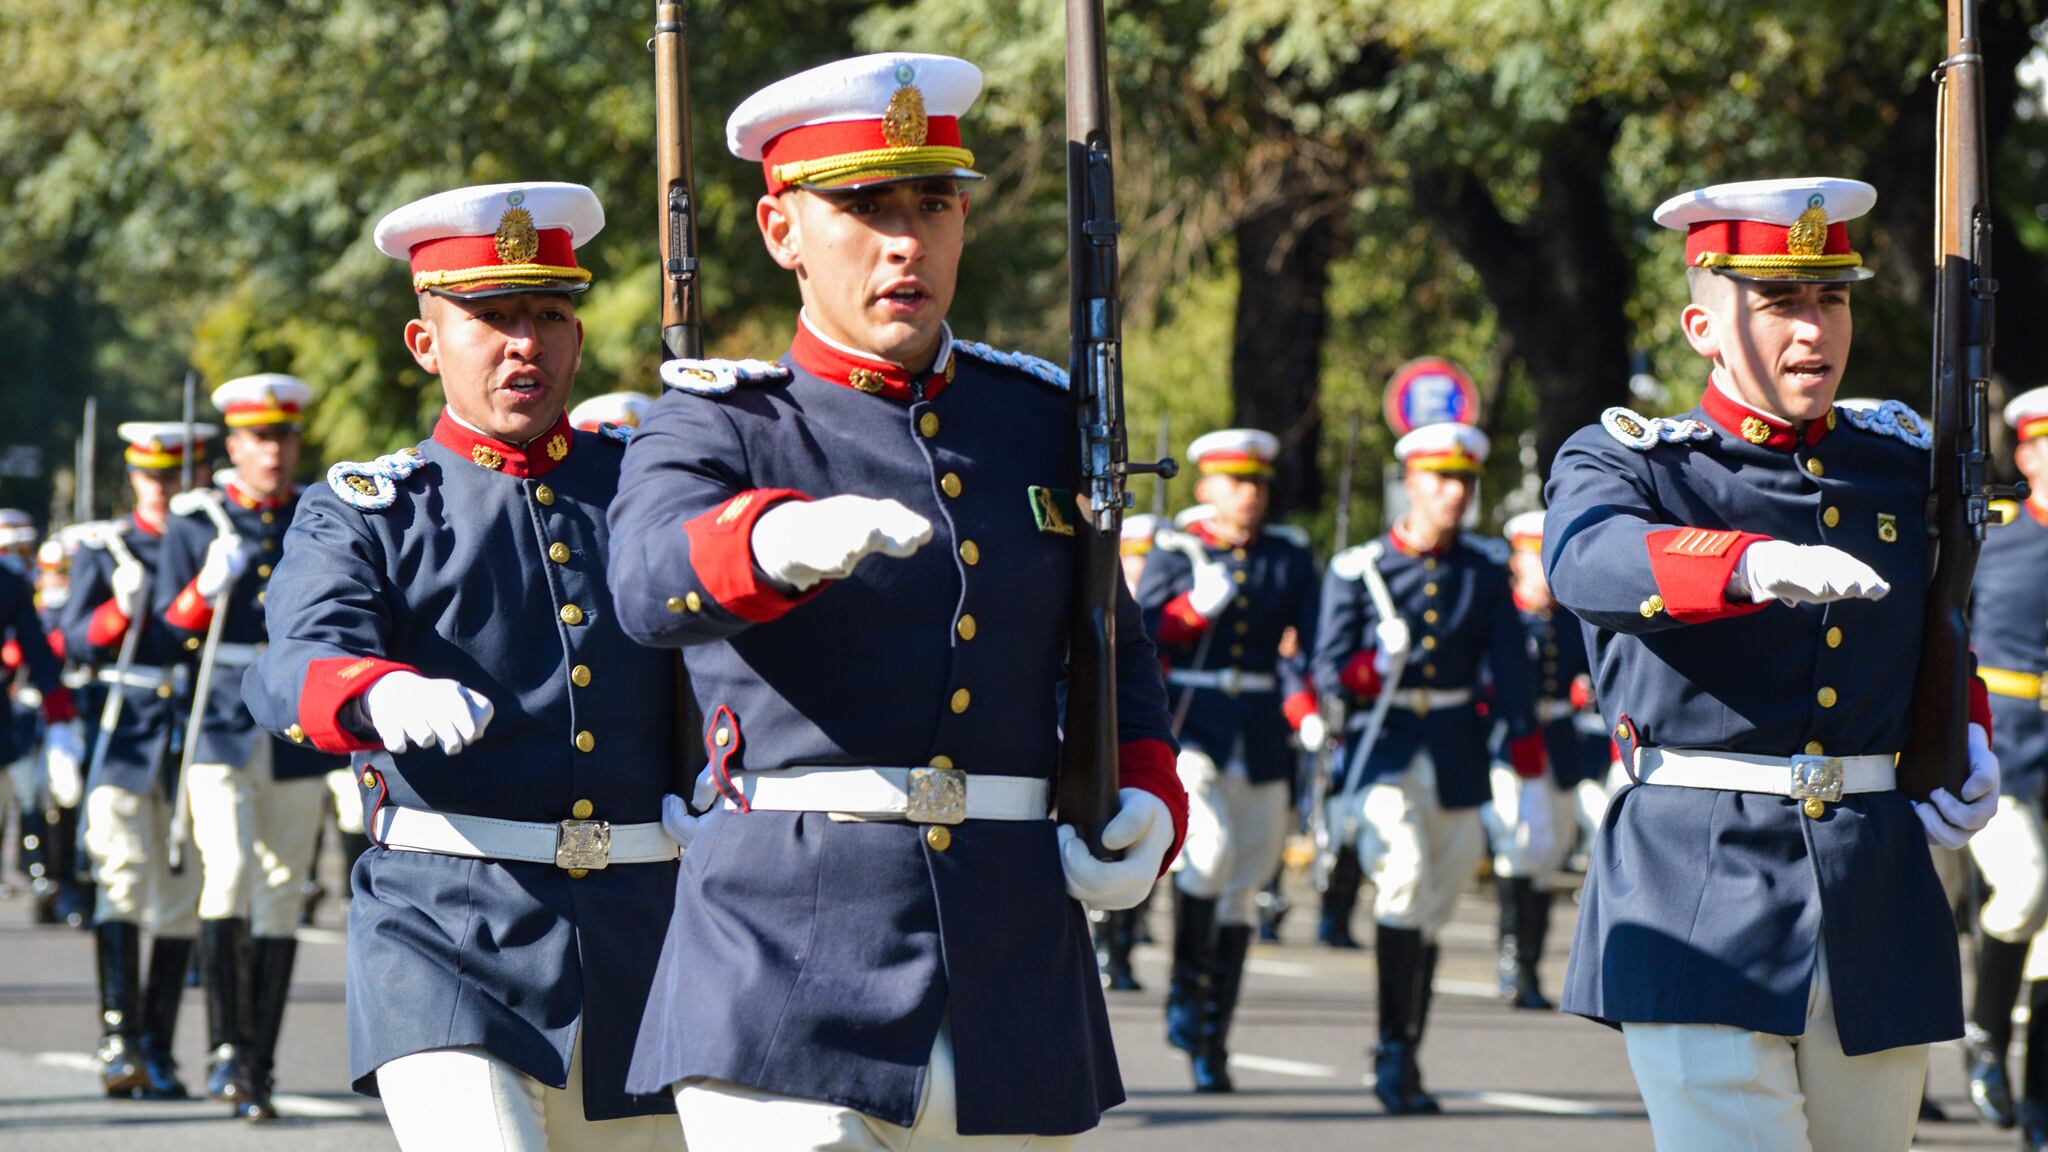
[1358,1076,1635,1118]
[1245,958,1318,978]
[1227,1053,1339,1079]
[274,1092,371,1118]
[35,1051,97,1074]
[1436,979,1508,999]
[296,926,348,946]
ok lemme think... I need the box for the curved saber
[167,494,241,872]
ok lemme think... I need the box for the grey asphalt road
[0,854,2017,1151]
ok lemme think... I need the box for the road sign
[1384,357,1479,436]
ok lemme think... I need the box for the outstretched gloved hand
[1187,562,1236,619]
[750,495,933,592]
[1058,788,1175,911]
[362,671,495,756]
[1731,541,1889,607]
[1916,723,1999,850]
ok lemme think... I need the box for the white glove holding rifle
[1372,618,1412,677]
[1059,788,1176,912]
[194,535,251,602]
[1916,724,2000,850]
[1186,561,1236,619]
[110,560,147,618]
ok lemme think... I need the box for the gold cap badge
[1786,196,1829,257]
[494,207,540,264]
[883,86,929,149]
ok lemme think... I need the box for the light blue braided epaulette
[1836,400,1932,450]
[659,358,792,396]
[955,341,1069,391]
[327,448,428,512]
[599,423,633,445]
[1600,406,1712,452]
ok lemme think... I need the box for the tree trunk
[1230,192,1344,517]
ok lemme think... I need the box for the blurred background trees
[3,0,2044,545]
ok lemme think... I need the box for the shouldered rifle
[1060,0,1176,858]
[1901,0,2020,799]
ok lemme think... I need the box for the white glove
[1373,618,1412,676]
[1730,541,1889,607]
[1187,562,1236,619]
[1915,723,2000,850]
[750,495,933,592]
[195,535,250,601]
[43,721,85,808]
[109,561,147,618]
[1298,711,1330,754]
[361,671,495,755]
[661,768,722,851]
[1058,787,1175,911]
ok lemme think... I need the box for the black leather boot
[48,806,91,929]
[22,809,58,924]
[137,936,194,1099]
[239,937,296,1120]
[1318,846,1363,949]
[1513,883,1555,1011]
[1495,875,1523,1001]
[1405,939,1443,1114]
[1097,909,1141,992]
[1166,888,1217,1053]
[95,920,147,1096]
[1372,923,1426,1114]
[2019,980,2048,1149]
[1967,934,2027,1129]
[1255,872,1288,943]
[1192,925,1252,1093]
[202,918,256,1106]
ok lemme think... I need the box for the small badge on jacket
[1028,486,1077,536]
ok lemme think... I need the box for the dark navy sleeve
[1542,427,1770,634]
[1482,564,1538,742]
[1309,556,1380,701]
[1,568,63,696]
[1113,573,1174,751]
[1134,543,1198,653]
[58,545,117,663]
[155,514,211,640]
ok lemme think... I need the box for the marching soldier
[567,391,652,433]
[1487,511,1604,1011]
[1310,420,1540,1114]
[1972,385,2048,1141]
[1546,178,1998,1150]
[609,53,1187,1148]
[244,181,681,1150]
[62,423,213,1097]
[1,517,83,926]
[1138,429,1321,1093]
[157,373,333,1119]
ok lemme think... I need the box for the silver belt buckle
[1217,668,1243,699]
[555,820,613,870]
[1789,755,1844,803]
[905,767,968,825]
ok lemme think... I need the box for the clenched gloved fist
[1058,788,1175,911]
[1916,723,1999,850]
[1187,562,1236,619]
[1372,618,1412,676]
[661,767,722,851]
[1730,541,1889,607]
[195,535,251,601]
[362,671,495,756]
[110,560,147,618]
[750,495,933,592]
[43,721,85,809]
[1297,712,1331,755]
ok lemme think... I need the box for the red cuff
[1569,675,1593,711]
[1339,651,1383,697]
[1282,689,1318,730]
[1508,731,1546,778]
[683,489,825,624]
[87,599,130,648]
[41,686,76,724]
[298,656,417,753]
[46,631,65,661]
[1643,528,1774,623]
[0,639,18,671]
[1972,675,1993,746]
[163,576,215,632]
[1156,592,1210,646]
[1118,738,1187,875]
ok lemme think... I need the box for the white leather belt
[372,805,680,870]
[1635,747,1897,802]
[1166,668,1278,697]
[1537,698,1578,724]
[97,666,188,691]
[211,642,264,668]
[1383,687,1474,715]
[730,766,1051,824]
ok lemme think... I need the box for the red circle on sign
[1384,357,1479,437]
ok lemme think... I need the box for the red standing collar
[432,409,574,478]
[1389,522,1454,558]
[1700,381,1831,452]
[1186,519,1257,550]
[224,479,294,511]
[789,313,956,403]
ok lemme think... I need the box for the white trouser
[1969,795,2048,944]
[676,1015,1072,1152]
[1484,765,1575,879]
[1353,756,1484,938]
[1622,941,1926,1151]
[188,740,327,936]
[379,1032,679,1152]
[1169,751,1289,926]
[325,766,365,835]
[1574,759,1631,839]
[83,783,201,937]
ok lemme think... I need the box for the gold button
[919,412,940,438]
[258,564,272,578]
[714,727,730,747]
[1232,570,1247,584]
[1639,594,1666,618]
[1420,636,1437,651]
[1805,741,1825,755]
[1816,686,1837,708]
[1825,627,1842,649]
[260,538,275,552]
[549,542,571,563]
[1232,548,1247,560]
[535,484,555,506]
[257,591,266,605]
[575,730,595,752]
[956,615,977,641]
[568,868,589,879]
[1234,597,1249,610]
[1423,558,1437,570]
[950,688,971,714]
[362,770,379,789]
[959,540,980,566]
[1422,664,1436,678]
[1544,644,1558,656]
[1803,797,1827,819]
[1805,458,1824,477]
[1543,662,1558,674]
[1424,583,1438,597]
[1423,609,1439,624]
[925,825,952,852]
[156,684,174,699]
[1230,644,1244,657]
[286,723,305,743]
[929,755,954,769]
[941,472,962,498]
[686,591,702,612]
[1823,507,1840,528]
[559,604,584,626]
[261,512,275,525]
[186,637,201,652]
[571,664,591,687]
[1615,724,1629,741]
[571,799,594,819]
[666,597,686,614]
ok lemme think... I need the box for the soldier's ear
[758,193,802,273]
[1680,301,1720,362]
[404,314,440,375]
